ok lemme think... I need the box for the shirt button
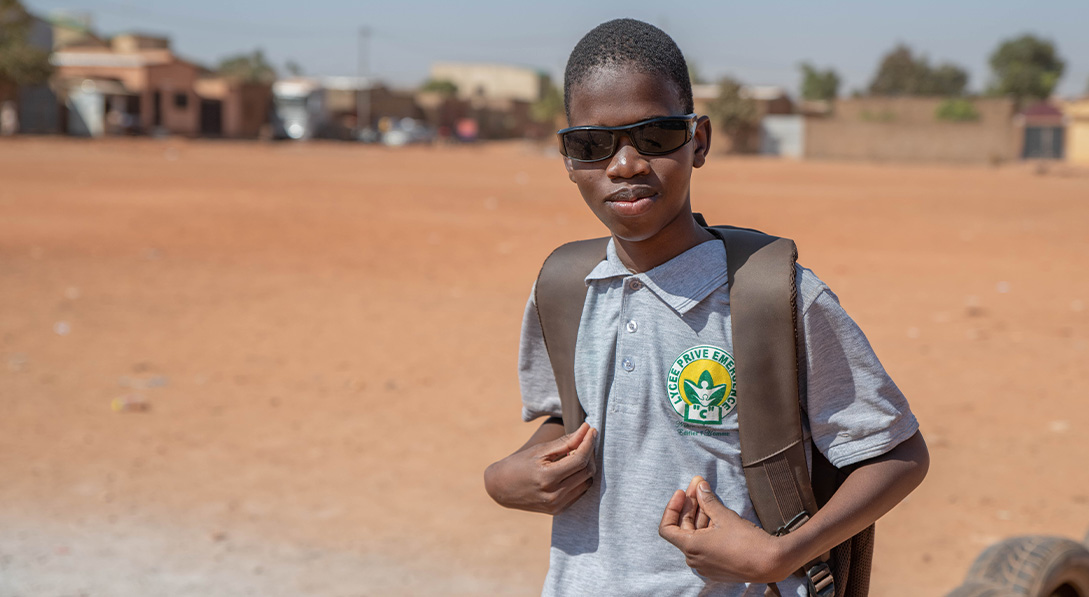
[625,320,638,333]
[621,358,635,372]
[629,279,643,290]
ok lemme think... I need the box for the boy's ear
[692,116,712,169]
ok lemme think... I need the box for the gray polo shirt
[518,238,919,597]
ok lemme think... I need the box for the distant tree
[868,44,967,96]
[799,63,840,101]
[987,34,1064,103]
[420,78,458,96]
[216,49,277,84]
[284,60,304,77]
[922,64,969,96]
[0,0,53,87]
[869,45,922,95]
[707,77,758,138]
[530,79,563,125]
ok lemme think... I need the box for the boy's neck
[612,212,715,274]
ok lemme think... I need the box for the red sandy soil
[1,137,1087,596]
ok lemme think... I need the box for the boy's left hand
[658,476,789,584]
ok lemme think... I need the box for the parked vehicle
[270,79,323,140]
[381,118,435,146]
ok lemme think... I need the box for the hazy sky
[27,0,1089,98]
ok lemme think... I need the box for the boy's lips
[606,186,657,202]
[604,187,658,217]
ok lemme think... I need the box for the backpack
[532,215,874,597]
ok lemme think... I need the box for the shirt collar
[585,237,729,315]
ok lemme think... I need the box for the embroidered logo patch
[666,345,737,425]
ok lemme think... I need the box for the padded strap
[712,227,828,584]
[534,237,608,434]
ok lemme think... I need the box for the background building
[803,97,1020,163]
[53,32,202,136]
[425,62,548,138]
[1062,98,1089,165]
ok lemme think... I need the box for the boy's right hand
[484,422,597,515]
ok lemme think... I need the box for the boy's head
[563,18,693,121]
[559,19,710,257]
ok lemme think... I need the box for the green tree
[707,77,757,139]
[868,44,967,96]
[868,45,922,95]
[922,64,968,96]
[987,34,1064,102]
[420,78,458,96]
[216,49,277,84]
[799,63,840,101]
[530,79,563,125]
[0,0,53,86]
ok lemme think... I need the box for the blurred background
[2,0,1089,157]
[1,1,1088,596]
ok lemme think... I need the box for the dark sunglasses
[557,114,698,163]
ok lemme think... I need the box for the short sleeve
[518,284,563,421]
[800,282,919,468]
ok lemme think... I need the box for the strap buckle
[806,562,835,597]
[773,510,810,537]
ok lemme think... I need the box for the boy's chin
[601,221,669,244]
[596,210,692,245]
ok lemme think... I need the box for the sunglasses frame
[557,113,699,163]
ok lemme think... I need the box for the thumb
[695,480,731,520]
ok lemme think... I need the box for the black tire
[965,535,1089,597]
[947,582,1020,597]
[947,581,1020,596]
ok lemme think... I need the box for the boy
[484,18,929,596]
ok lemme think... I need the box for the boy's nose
[606,140,651,179]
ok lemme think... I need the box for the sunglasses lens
[631,119,690,154]
[562,129,615,161]
[559,116,694,161]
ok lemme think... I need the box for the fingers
[553,455,596,494]
[680,476,701,530]
[551,476,593,513]
[658,489,688,546]
[684,476,704,498]
[680,476,709,529]
[680,493,698,530]
[531,425,597,513]
[546,426,598,480]
[695,480,732,523]
[696,506,711,529]
[542,422,591,461]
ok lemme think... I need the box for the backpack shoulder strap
[710,226,834,596]
[534,236,608,434]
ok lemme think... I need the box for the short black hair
[563,18,693,118]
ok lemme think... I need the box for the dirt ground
[1,137,1087,597]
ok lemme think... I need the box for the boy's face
[564,66,711,245]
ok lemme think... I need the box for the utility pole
[357,26,372,137]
